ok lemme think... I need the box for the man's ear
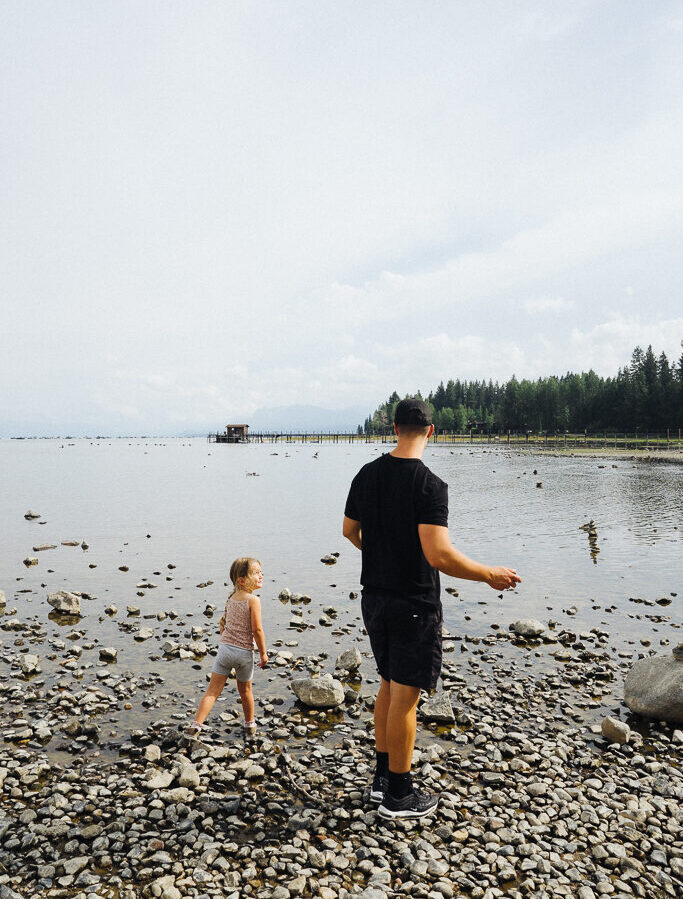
[427,424,435,438]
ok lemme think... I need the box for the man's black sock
[388,769,412,799]
[375,751,389,777]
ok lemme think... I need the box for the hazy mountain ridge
[238,404,369,432]
[0,404,372,438]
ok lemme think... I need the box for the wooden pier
[208,424,249,444]
[207,429,682,450]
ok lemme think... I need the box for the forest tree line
[360,345,683,435]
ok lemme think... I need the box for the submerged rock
[291,673,344,708]
[24,509,41,519]
[624,646,683,723]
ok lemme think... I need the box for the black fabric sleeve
[344,476,360,521]
[416,474,449,526]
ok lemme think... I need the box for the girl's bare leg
[236,679,254,724]
[193,673,228,725]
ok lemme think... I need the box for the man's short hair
[394,398,432,429]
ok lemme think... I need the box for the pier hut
[209,424,249,443]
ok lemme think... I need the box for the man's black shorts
[361,590,443,691]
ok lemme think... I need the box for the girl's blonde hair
[228,556,261,596]
[220,557,261,633]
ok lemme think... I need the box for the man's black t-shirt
[344,453,449,607]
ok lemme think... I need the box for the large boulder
[0,590,5,611]
[624,645,683,724]
[47,591,81,615]
[291,673,344,708]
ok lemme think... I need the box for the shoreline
[500,446,683,465]
[2,626,681,897]
[2,443,681,896]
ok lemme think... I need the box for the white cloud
[1,3,682,434]
[320,187,682,329]
[566,316,683,375]
[522,297,575,314]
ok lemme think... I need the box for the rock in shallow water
[335,647,362,671]
[510,618,545,638]
[19,654,40,675]
[421,691,455,723]
[601,715,630,744]
[47,590,81,615]
[291,673,344,708]
[624,647,683,723]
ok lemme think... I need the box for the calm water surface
[1,439,680,754]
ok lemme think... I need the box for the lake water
[1,438,681,755]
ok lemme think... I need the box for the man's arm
[343,515,362,550]
[418,524,521,591]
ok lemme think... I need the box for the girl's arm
[249,595,268,668]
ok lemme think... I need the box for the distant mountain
[243,404,369,432]
[0,404,372,438]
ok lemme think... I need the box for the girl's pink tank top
[220,595,255,650]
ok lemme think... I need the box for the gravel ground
[1,616,682,899]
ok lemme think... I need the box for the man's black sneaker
[378,789,439,820]
[369,774,388,803]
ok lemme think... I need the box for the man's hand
[419,525,521,590]
[486,567,522,591]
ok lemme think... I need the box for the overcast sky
[2,1,682,435]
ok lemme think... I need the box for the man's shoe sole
[377,800,438,820]
[369,789,384,803]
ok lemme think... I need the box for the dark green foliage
[362,345,683,434]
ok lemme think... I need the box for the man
[343,398,521,820]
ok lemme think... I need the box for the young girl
[189,557,268,738]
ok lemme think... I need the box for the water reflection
[579,519,601,564]
[617,467,683,540]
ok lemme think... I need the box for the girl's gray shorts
[212,643,254,682]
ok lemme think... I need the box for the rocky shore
[2,480,681,898]
[2,614,682,898]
